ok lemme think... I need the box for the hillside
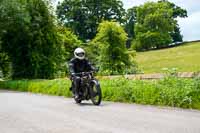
[135,41,200,73]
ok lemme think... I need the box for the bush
[0,0,65,79]
[0,79,72,97]
[93,21,136,75]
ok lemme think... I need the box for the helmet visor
[77,52,85,57]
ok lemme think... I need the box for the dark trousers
[72,76,81,95]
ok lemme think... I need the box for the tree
[124,7,137,39]
[133,2,175,51]
[124,7,137,48]
[160,0,187,18]
[159,0,187,42]
[57,27,82,61]
[93,21,133,75]
[170,24,183,42]
[56,0,125,41]
[128,0,187,50]
[0,0,65,79]
[57,26,82,75]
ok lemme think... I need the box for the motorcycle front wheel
[90,80,102,105]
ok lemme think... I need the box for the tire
[90,80,102,105]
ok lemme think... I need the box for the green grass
[135,42,200,73]
[1,77,200,110]
[0,79,72,97]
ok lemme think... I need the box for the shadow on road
[77,102,108,107]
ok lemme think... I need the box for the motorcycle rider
[69,48,95,100]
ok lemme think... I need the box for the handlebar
[72,71,95,76]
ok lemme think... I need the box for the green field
[135,41,200,73]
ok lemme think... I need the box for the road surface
[0,90,200,133]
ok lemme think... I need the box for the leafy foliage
[0,50,11,78]
[162,0,187,43]
[57,26,82,61]
[93,21,134,75]
[133,2,174,51]
[124,7,137,38]
[0,0,64,79]
[129,1,187,51]
[56,0,125,41]
[57,26,82,75]
[0,0,188,79]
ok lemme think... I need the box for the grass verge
[135,41,200,73]
[0,77,200,110]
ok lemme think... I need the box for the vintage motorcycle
[70,71,102,105]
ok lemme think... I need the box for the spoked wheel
[90,80,102,105]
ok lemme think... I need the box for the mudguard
[91,79,100,87]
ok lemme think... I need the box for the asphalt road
[0,90,200,133]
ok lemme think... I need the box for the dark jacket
[69,58,95,74]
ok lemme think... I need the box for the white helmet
[74,48,85,60]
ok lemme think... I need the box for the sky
[52,0,200,41]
